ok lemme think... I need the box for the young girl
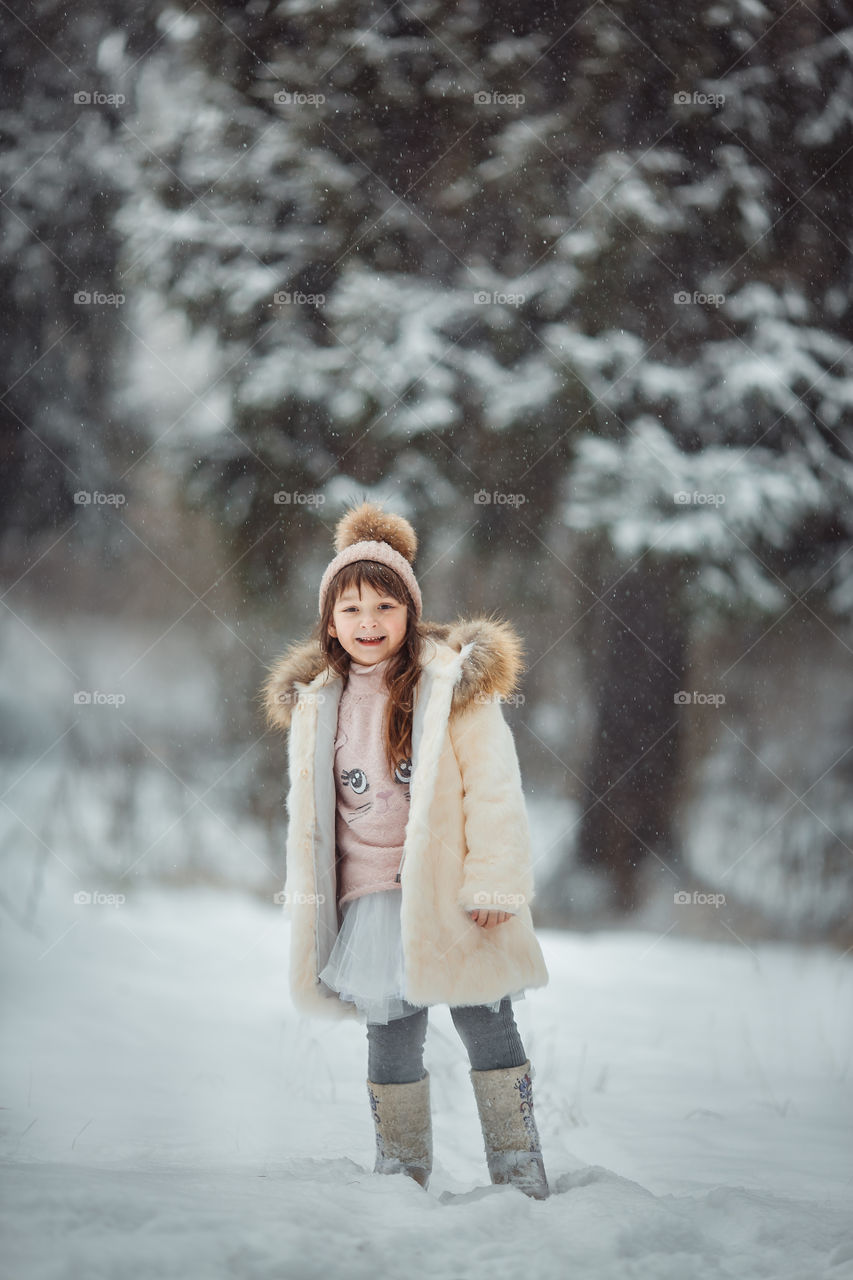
[262,500,551,1199]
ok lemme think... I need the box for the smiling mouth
[357,636,385,644]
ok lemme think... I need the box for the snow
[561,415,849,597]
[3,855,852,1279]
[117,290,231,442]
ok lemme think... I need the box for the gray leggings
[367,996,526,1084]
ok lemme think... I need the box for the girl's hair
[318,559,424,778]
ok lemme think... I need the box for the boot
[366,1071,432,1189]
[470,1058,550,1199]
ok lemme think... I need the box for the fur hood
[261,615,526,734]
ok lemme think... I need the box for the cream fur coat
[262,616,549,1020]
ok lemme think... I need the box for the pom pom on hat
[318,500,423,618]
[334,501,418,563]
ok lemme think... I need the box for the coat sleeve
[448,695,535,914]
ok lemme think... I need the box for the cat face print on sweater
[338,757,412,823]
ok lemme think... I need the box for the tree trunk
[575,545,688,913]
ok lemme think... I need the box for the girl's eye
[341,603,396,611]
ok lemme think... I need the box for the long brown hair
[318,559,424,778]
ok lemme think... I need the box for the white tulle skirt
[319,888,525,1025]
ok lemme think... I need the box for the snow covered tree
[547,2,853,913]
[112,0,853,919]
[0,4,159,554]
[114,0,585,595]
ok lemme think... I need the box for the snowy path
[2,870,852,1279]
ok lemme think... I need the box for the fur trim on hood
[260,615,526,734]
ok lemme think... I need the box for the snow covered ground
[2,858,852,1280]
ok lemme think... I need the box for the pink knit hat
[318,502,423,619]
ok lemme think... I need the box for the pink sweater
[334,655,412,905]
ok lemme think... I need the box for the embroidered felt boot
[366,1071,432,1189]
[469,1058,550,1199]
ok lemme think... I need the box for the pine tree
[114,0,853,918]
[0,4,159,548]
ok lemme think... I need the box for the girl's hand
[467,908,512,928]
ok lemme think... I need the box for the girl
[262,500,551,1199]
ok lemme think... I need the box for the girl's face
[327,579,409,665]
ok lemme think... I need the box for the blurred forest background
[2,0,853,946]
